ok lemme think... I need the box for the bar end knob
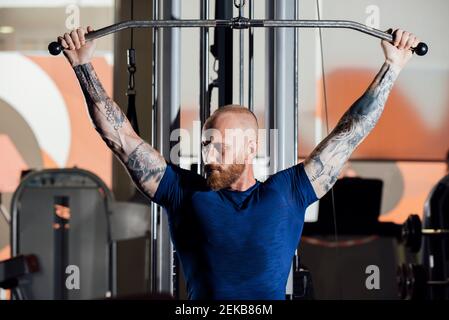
[48,41,63,56]
[413,42,428,56]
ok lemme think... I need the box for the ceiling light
[0,26,14,34]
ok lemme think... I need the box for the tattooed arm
[303,29,420,198]
[59,27,166,198]
[303,62,398,198]
[73,64,166,198]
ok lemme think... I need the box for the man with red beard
[58,27,419,299]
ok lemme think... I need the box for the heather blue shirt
[153,163,317,300]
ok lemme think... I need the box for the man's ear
[247,139,257,159]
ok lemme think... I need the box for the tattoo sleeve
[73,63,126,137]
[73,63,166,198]
[304,62,399,198]
[125,141,166,198]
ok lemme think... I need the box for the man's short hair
[204,105,258,129]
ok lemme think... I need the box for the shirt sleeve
[266,162,318,211]
[152,163,205,213]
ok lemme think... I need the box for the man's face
[201,114,257,190]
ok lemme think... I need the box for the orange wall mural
[0,54,112,193]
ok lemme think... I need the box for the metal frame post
[248,0,254,112]
[237,1,244,106]
[199,0,210,176]
[266,0,297,297]
[150,0,159,294]
[158,0,181,296]
[215,0,234,107]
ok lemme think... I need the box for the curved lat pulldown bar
[48,18,428,56]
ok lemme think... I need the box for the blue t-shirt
[153,163,318,300]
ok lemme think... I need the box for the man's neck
[228,165,256,192]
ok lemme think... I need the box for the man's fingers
[86,26,96,45]
[77,27,86,46]
[64,32,75,50]
[70,29,81,49]
[393,29,403,46]
[399,31,410,50]
[391,28,421,52]
[405,34,416,50]
[57,36,69,49]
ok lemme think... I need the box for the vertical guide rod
[239,3,244,106]
[199,0,210,175]
[248,0,254,111]
[160,0,182,296]
[293,0,299,269]
[151,0,159,293]
[293,0,299,162]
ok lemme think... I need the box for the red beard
[205,164,245,190]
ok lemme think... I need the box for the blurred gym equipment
[301,177,399,299]
[8,168,155,299]
[10,168,114,299]
[0,254,39,300]
[397,174,449,300]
